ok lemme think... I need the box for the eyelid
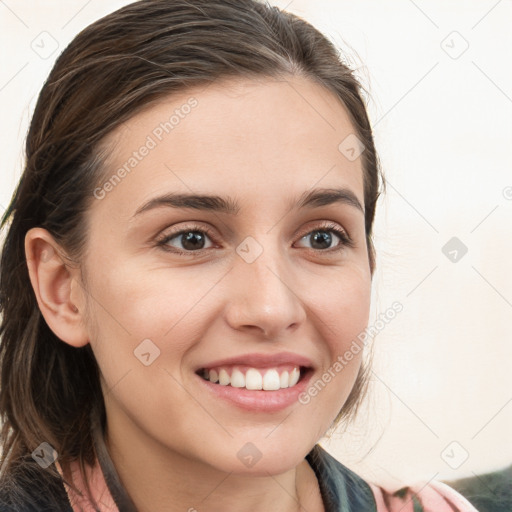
[295,221,355,250]
[155,222,218,254]
[155,220,354,255]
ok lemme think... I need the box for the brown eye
[156,224,216,255]
[295,223,354,252]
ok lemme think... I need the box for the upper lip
[197,352,314,371]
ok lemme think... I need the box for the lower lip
[196,370,313,413]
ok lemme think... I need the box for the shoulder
[368,479,481,512]
[445,464,512,512]
[307,444,480,512]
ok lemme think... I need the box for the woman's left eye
[296,223,354,252]
[156,222,354,255]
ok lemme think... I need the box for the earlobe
[24,227,90,348]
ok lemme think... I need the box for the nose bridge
[224,234,305,337]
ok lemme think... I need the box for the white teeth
[230,368,245,388]
[245,368,263,390]
[202,366,303,390]
[289,367,300,387]
[218,368,230,386]
[262,369,281,390]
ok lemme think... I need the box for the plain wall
[1,0,511,489]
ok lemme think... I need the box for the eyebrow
[132,187,364,218]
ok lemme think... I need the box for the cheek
[300,264,371,422]
[311,263,371,354]
[82,258,207,433]
[85,252,211,337]
[81,255,201,389]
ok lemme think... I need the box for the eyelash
[155,222,355,256]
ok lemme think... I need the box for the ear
[24,227,90,348]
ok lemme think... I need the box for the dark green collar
[306,444,377,512]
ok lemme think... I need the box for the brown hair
[0,0,384,508]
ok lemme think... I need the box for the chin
[203,434,317,476]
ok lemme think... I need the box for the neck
[102,415,323,512]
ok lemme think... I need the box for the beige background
[1,0,511,489]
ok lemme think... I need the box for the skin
[25,74,373,512]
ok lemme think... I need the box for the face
[76,74,372,476]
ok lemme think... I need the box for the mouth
[196,365,312,391]
[194,352,315,412]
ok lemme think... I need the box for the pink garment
[57,459,117,511]
[59,459,479,512]
[368,481,479,512]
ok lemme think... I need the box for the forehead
[94,74,364,218]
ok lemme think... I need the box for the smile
[199,365,302,391]
[194,352,314,411]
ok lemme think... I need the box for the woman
[0,1,479,510]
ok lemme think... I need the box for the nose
[223,242,307,340]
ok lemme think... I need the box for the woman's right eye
[156,225,216,255]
